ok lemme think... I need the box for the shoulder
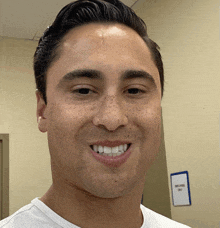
[0,198,58,228]
[140,204,191,228]
[0,203,35,228]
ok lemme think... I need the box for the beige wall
[133,0,220,227]
[0,37,52,215]
[143,113,171,219]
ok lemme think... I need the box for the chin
[83,176,139,199]
[90,188,128,199]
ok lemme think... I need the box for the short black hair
[34,0,164,104]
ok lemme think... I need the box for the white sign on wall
[170,171,191,206]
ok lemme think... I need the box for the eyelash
[71,88,146,95]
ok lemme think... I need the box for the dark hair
[34,0,164,104]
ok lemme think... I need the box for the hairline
[45,21,158,82]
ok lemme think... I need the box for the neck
[40,180,144,228]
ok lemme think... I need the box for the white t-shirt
[0,197,190,228]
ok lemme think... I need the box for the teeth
[112,146,119,154]
[119,145,124,152]
[92,144,129,156]
[104,146,111,154]
[94,145,98,152]
[98,145,104,153]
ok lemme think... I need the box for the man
[0,0,190,227]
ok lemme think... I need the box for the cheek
[136,102,161,156]
[134,98,161,130]
[145,104,161,142]
[49,101,88,126]
[46,103,89,173]
[46,103,86,151]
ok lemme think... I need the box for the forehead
[62,22,144,44]
[47,23,160,90]
[59,23,153,64]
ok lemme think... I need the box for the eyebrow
[56,69,157,89]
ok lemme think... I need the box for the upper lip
[90,140,131,147]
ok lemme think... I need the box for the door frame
[0,134,9,220]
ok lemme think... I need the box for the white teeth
[111,146,119,154]
[98,145,104,153]
[119,145,124,152]
[94,145,98,152]
[104,146,111,154]
[92,144,129,155]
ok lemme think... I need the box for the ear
[36,90,48,133]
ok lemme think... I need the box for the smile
[90,143,132,168]
[90,144,131,157]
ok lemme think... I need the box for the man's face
[37,23,162,198]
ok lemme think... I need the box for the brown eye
[72,88,92,95]
[127,88,144,94]
[77,88,90,94]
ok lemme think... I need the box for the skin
[36,22,162,228]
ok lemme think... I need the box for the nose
[92,95,128,131]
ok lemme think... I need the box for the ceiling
[0,0,138,41]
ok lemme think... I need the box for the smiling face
[37,23,162,199]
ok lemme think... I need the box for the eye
[127,88,145,94]
[75,88,91,94]
[71,87,96,95]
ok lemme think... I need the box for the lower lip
[90,145,132,168]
